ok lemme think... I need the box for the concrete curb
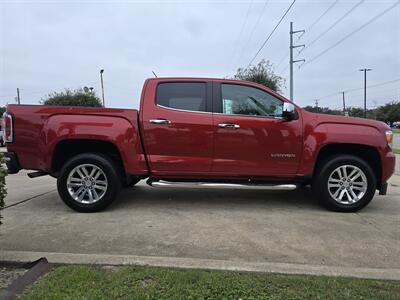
[1,250,399,281]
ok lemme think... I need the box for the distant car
[392,122,400,129]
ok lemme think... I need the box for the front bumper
[379,150,396,195]
[3,152,21,174]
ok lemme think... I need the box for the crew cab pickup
[3,78,396,212]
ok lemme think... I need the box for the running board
[27,171,48,178]
[147,179,298,190]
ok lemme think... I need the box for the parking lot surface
[1,154,399,279]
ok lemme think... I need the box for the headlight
[385,130,393,148]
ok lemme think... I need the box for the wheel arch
[51,139,126,180]
[314,143,382,189]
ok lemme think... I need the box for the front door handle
[149,119,172,125]
[218,123,240,129]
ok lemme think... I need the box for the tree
[345,107,365,118]
[233,59,284,92]
[302,105,385,119]
[0,107,5,116]
[376,102,400,125]
[42,88,102,107]
[303,106,342,115]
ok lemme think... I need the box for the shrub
[42,88,102,107]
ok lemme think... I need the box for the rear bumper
[3,152,21,174]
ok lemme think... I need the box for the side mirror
[282,102,296,121]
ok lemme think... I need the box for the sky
[1,0,399,110]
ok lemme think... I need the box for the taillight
[2,112,13,143]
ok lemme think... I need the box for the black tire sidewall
[314,155,376,212]
[57,153,121,212]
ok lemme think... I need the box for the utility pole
[359,68,372,118]
[16,88,20,104]
[341,91,346,114]
[289,22,305,102]
[100,69,105,107]
[314,99,319,108]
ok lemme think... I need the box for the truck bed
[6,104,148,175]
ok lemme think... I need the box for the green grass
[20,265,400,300]
[392,128,400,134]
[393,148,400,155]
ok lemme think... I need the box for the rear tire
[312,155,376,212]
[57,153,121,212]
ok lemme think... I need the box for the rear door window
[156,82,207,112]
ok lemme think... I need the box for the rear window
[156,82,206,112]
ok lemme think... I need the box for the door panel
[212,115,302,176]
[141,81,214,175]
[212,83,302,177]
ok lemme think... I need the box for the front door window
[221,84,283,118]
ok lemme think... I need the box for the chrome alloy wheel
[67,164,108,204]
[327,165,368,204]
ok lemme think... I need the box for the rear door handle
[149,119,172,125]
[218,123,240,129]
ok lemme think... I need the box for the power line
[368,93,400,101]
[275,0,338,72]
[317,78,400,102]
[302,1,400,67]
[231,0,254,69]
[300,0,365,54]
[298,0,339,40]
[345,78,400,93]
[236,0,270,68]
[275,52,290,71]
[247,0,296,68]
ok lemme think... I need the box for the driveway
[1,155,400,279]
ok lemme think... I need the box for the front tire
[57,153,121,212]
[312,155,376,212]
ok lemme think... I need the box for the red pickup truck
[3,78,396,212]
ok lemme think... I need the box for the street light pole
[359,68,372,118]
[16,88,20,104]
[341,91,346,115]
[100,69,105,107]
